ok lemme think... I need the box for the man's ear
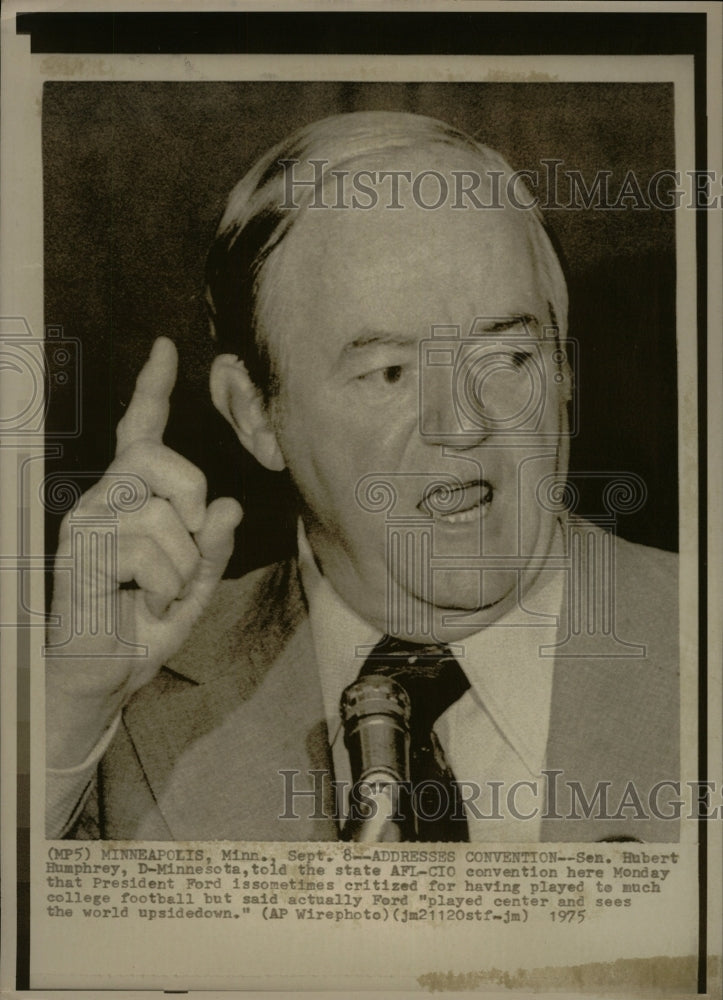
[557,348,574,404]
[209,354,285,472]
[561,359,574,403]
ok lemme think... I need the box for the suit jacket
[71,521,680,842]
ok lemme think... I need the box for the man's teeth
[423,481,493,522]
[440,504,485,524]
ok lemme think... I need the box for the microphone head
[341,675,411,784]
[341,674,411,725]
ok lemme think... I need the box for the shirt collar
[296,524,381,749]
[297,519,564,775]
[450,528,564,774]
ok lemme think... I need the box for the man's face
[258,154,569,642]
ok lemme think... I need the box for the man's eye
[511,351,533,368]
[382,365,404,384]
[358,364,406,385]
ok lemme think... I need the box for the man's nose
[419,376,491,448]
[419,361,508,448]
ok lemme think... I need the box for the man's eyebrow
[341,330,418,353]
[475,314,539,333]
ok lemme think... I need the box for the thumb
[168,497,243,624]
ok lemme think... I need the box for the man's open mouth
[417,479,494,524]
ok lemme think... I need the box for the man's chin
[421,569,518,614]
[372,571,519,643]
[326,560,520,641]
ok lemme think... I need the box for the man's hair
[205,110,568,401]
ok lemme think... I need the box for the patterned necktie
[356,634,471,842]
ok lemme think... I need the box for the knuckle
[186,463,207,495]
[70,482,110,519]
[143,495,172,528]
[160,566,183,599]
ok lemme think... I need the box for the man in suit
[46,112,680,842]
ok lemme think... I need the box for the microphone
[340,674,414,841]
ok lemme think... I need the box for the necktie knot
[359,635,470,735]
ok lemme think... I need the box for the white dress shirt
[298,521,565,841]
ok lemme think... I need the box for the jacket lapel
[123,560,338,840]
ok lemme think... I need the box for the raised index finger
[115,337,178,455]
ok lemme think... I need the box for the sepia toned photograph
[42,78,684,845]
[43,74,688,846]
[1,3,720,996]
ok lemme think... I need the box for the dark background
[43,80,678,574]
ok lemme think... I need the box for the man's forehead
[278,194,541,302]
[255,145,551,354]
[284,182,533,260]
[260,213,546,358]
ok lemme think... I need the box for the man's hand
[47,337,243,767]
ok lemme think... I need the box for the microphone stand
[340,674,415,842]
